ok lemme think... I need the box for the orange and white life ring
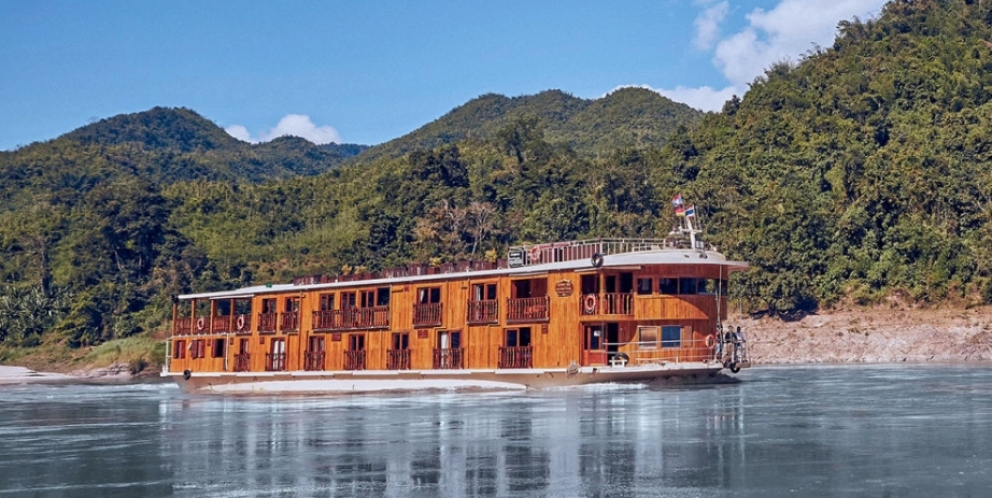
[705,334,716,348]
[236,315,246,330]
[529,246,541,262]
[583,294,597,314]
[195,317,205,331]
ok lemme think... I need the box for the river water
[1,365,990,497]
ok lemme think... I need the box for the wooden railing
[387,349,411,370]
[193,317,209,334]
[506,297,549,322]
[498,346,533,369]
[467,300,498,324]
[581,293,634,316]
[265,353,287,372]
[312,307,390,331]
[211,315,231,333]
[433,348,464,369]
[257,313,277,334]
[344,350,367,371]
[280,311,300,332]
[234,353,251,372]
[304,351,325,371]
[174,317,192,336]
[413,303,443,327]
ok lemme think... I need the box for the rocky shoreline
[735,307,992,364]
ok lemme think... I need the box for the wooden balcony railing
[498,346,533,369]
[265,353,287,372]
[174,317,192,336]
[304,351,326,371]
[467,300,498,324]
[233,314,251,335]
[413,303,443,327]
[344,350,367,371]
[312,307,390,331]
[258,313,277,334]
[387,349,411,370]
[234,353,251,372]
[506,297,549,323]
[280,311,300,332]
[193,317,209,334]
[433,348,464,370]
[211,315,231,333]
[581,293,634,315]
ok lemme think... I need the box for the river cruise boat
[164,204,750,393]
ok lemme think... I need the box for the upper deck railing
[508,237,711,268]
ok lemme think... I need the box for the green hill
[351,88,704,164]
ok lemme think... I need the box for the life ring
[183,369,191,381]
[529,247,541,262]
[591,253,604,268]
[195,317,205,331]
[583,294,597,314]
[705,334,716,348]
[730,364,741,374]
[236,315,246,330]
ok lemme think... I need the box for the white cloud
[224,114,342,145]
[713,0,887,87]
[642,0,886,112]
[693,1,729,50]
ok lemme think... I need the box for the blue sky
[1,0,885,150]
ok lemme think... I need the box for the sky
[1,0,887,150]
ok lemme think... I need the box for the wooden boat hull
[165,361,736,394]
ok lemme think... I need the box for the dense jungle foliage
[2,0,992,352]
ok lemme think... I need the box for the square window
[662,326,682,348]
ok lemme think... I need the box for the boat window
[638,326,659,349]
[472,283,497,301]
[212,338,225,358]
[418,287,442,304]
[173,340,186,359]
[659,278,678,294]
[349,334,365,351]
[392,332,409,350]
[215,300,231,316]
[191,339,206,359]
[284,297,300,312]
[319,293,334,311]
[377,287,390,306]
[697,279,712,294]
[505,328,532,347]
[661,326,682,348]
[580,275,599,295]
[679,278,698,295]
[340,292,357,309]
[636,278,653,295]
[261,298,276,314]
[360,290,375,308]
[439,330,461,349]
[234,299,252,315]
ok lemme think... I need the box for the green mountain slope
[352,88,704,164]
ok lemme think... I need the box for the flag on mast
[672,194,685,216]
[685,205,696,218]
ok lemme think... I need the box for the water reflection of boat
[164,198,751,393]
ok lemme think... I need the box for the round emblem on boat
[591,253,604,267]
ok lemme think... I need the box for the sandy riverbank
[0,363,141,385]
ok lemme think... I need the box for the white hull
[166,361,742,394]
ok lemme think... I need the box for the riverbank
[736,306,992,364]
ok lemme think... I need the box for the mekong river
[1,364,990,497]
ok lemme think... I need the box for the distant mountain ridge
[351,88,704,164]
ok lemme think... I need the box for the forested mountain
[0,107,366,211]
[3,0,992,354]
[350,88,704,164]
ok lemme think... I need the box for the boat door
[582,324,607,366]
[606,322,619,359]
